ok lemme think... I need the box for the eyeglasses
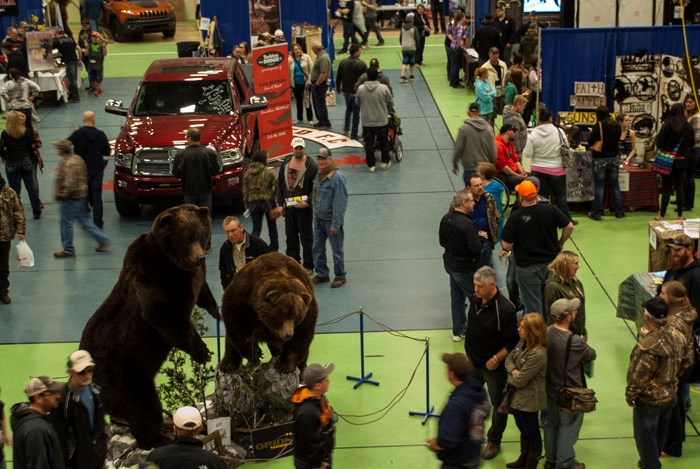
[78,367,94,376]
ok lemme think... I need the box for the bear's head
[256,278,312,341]
[151,204,210,271]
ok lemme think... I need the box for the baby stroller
[373,111,404,162]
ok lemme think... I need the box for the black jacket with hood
[664,258,700,330]
[11,402,65,469]
[67,126,110,175]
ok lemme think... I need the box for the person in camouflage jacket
[626,298,690,469]
[0,174,25,304]
[242,149,278,252]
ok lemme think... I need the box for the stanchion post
[408,338,439,424]
[216,319,221,364]
[346,307,380,389]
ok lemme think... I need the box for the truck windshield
[133,81,234,116]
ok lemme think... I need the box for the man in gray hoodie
[399,13,420,83]
[453,103,496,186]
[356,66,394,172]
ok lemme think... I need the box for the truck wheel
[115,193,141,217]
[163,28,176,39]
[110,18,126,42]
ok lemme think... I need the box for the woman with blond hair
[543,250,586,338]
[474,66,496,126]
[504,313,548,469]
[659,280,697,458]
[0,110,41,219]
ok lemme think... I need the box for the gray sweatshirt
[400,22,420,53]
[356,81,394,127]
[452,117,496,172]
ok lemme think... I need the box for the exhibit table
[604,164,659,213]
[0,69,78,106]
[617,272,661,327]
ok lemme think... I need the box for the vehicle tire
[393,139,404,162]
[163,28,176,39]
[110,18,126,42]
[114,193,141,217]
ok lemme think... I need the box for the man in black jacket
[172,127,222,217]
[472,15,502,65]
[493,3,516,64]
[218,215,269,289]
[68,111,110,228]
[291,363,336,469]
[278,138,318,273]
[663,234,700,330]
[336,44,367,140]
[439,189,484,342]
[52,29,80,103]
[464,266,519,461]
[146,406,226,469]
[11,376,65,469]
[50,350,106,469]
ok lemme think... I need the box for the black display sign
[0,0,19,18]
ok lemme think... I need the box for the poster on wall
[27,30,57,72]
[576,0,617,27]
[524,0,561,14]
[252,43,292,161]
[0,0,19,17]
[251,0,281,43]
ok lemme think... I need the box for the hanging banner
[252,43,292,160]
[27,30,57,72]
[251,0,281,42]
[0,0,19,17]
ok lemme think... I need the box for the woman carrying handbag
[504,313,548,469]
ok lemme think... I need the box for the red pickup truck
[105,57,267,216]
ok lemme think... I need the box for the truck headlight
[220,148,243,167]
[115,152,133,169]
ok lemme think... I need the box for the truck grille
[138,9,169,19]
[134,149,173,176]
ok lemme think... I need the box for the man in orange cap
[500,180,574,318]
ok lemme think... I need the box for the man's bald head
[83,111,96,127]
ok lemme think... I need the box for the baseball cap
[316,147,332,159]
[643,297,668,319]
[54,140,73,153]
[526,175,541,188]
[301,363,334,386]
[668,234,695,250]
[68,350,95,373]
[25,376,64,397]
[515,180,538,197]
[441,353,472,376]
[489,47,500,55]
[291,137,305,149]
[173,406,203,429]
[500,123,515,134]
[468,102,480,113]
[550,298,581,321]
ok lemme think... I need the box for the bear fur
[80,204,219,448]
[220,252,318,373]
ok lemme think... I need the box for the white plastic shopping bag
[16,240,35,267]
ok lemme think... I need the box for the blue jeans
[312,218,345,279]
[591,157,624,217]
[340,21,359,50]
[449,48,463,87]
[65,60,79,99]
[363,125,390,167]
[544,398,585,468]
[88,172,104,228]
[513,409,542,454]
[633,398,675,469]
[444,267,474,336]
[532,171,570,219]
[60,198,110,254]
[311,82,330,127]
[184,193,213,216]
[248,200,279,252]
[342,93,360,137]
[515,262,549,317]
[6,159,41,217]
[683,147,700,209]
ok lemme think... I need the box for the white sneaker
[452,335,465,342]
[381,161,392,170]
[368,166,376,173]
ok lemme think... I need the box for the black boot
[506,435,530,468]
[525,451,541,469]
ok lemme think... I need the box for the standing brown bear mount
[220,252,318,374]
[80,204,220,449]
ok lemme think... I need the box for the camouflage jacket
[625,325,687,406]
[667,306,698,377]
[0,185,25,241]
[54,154,88,200]
[243,162,277,204]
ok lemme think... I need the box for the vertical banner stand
[346,307,380,389]
[408,338,440,424]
